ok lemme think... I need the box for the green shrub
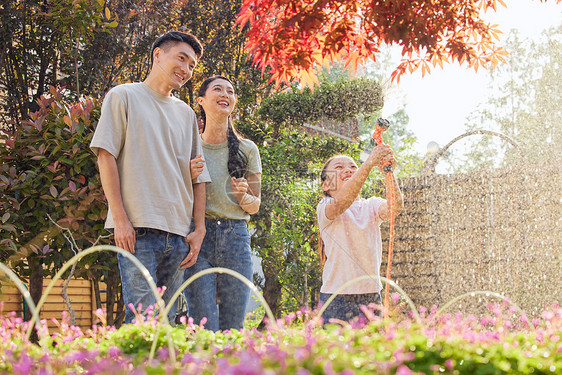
[0,86,113,311]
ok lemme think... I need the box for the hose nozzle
[376,117,390,130]
[371,117,390,146]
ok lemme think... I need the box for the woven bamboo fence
[382,163,561,315]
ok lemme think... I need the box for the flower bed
[0,301,560,374]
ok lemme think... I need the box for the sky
[380,0,562,155]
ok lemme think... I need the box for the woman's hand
[190,154,205,180]
[233,173,262,214]
[231,177,249,202]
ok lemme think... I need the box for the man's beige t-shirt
[201,138,261,221]
[317,196,385,294]
[90,82,211,237]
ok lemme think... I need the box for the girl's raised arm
[324,145,394,220]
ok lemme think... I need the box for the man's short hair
[151,31,203,63]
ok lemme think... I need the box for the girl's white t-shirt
[317,196,385,294]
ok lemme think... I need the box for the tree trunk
[258,267,282,329]
[114,290,125,328]
[105,268,124,327]
[106,270,116,326]
[89,271,102,310]
[24,256,43,343]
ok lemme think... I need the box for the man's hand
[114,218,136,253]
[181,228,205,269]
[190,154,205,180]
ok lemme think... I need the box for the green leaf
[1,224,16,232]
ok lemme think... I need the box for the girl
[317,145,403,324]
[183,76,262,331]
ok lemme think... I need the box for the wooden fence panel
[0,278,95,332]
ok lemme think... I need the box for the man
[90,31,210,324]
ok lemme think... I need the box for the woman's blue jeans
[319,292,382,325]
[183,218,253,332]
[117,228,188,324]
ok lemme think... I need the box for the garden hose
[372,118,396,318]
[383,171,395,318]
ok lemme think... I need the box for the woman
[183,76,262,331]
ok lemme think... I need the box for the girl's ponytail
[318,157,338,269]
[317,232,326,267]
[317,154,354,268]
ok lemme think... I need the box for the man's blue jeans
[117,228,188,324]
[183,219,253,332]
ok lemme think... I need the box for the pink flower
[396,365,414,375]
[491,303,502,317]
[108,346,121,358]
[11,354,33,375]
[284,312,296,325]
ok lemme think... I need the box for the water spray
[371,118,396,318]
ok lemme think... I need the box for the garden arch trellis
[424,129,523,173]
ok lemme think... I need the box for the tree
[73,0,179,97]
[460,25,562,170]
[175,0,272,114]
[0,0,116,132]
[321,56,425,177]
[236,0,560,89]
[1,0,271,131]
